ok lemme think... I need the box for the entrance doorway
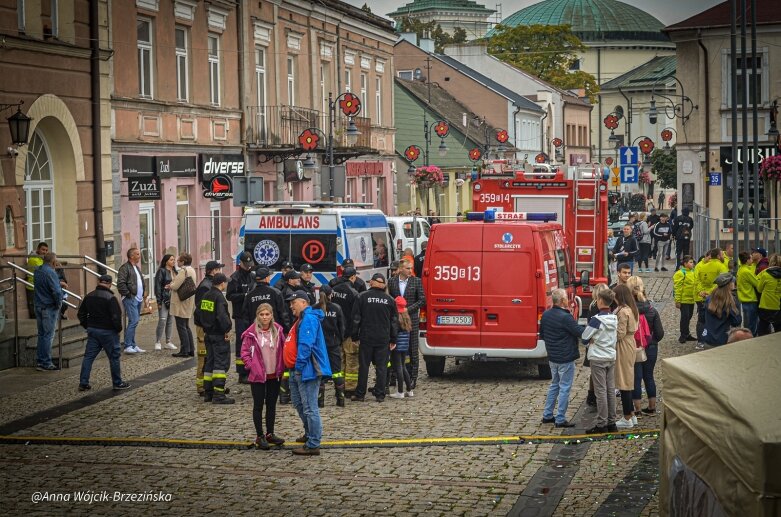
[139,203,156,297]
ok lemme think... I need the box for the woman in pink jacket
[240,303,286,450]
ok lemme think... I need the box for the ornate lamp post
[660,127,677,154]
[1,100,32,148]
[466,121,510,180]
[648,76,698,125]
[299,92,361,200]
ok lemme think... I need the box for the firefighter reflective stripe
[235,358,244,366]
[198,349,207,356]
[203,373,213,381]
[344,373,359,381]
[200,299,215,312]
[282,370,290,379]
[331,371,344,379]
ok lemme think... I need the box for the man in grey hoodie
[581,289,619,434]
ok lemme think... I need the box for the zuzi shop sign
[127,175,161,200]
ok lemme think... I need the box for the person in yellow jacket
[721,243,734,269]
[756,254,781,336]
[26,242,49,318]
[673,256,697,343]
[694,249,728,343]
[736,251,759,335]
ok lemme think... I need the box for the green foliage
[651,147,677,189]
[487,24,599,103]
[400,18,468,53]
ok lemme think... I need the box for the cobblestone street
[0,273,688,515]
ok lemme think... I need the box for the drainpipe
[539,106,548,157]
[618,86,632,144]
[90,0,106,268]
[513,104,521,159]
[698,29,710,207]
[237,1,247,148]
[561,100,566,164]
[597,48,602,163]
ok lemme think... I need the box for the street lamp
[1,100,32,147]
[648,76,697,124]
[632,136,656,166]
[466,118,510,164]
[552,137,564,162]
[420,115,450,165]
[298,91,361,200]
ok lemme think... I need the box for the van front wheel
[424,356,446,377]
[537,363,552,380]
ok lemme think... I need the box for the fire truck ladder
[573,168,600,277]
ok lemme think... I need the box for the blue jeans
[122,298,142,349]
[741,302,758,336]
[289,370,322,449]
[542,361,575,424]
[632,344,658,399]
[79,328,123,386]
[35,305,59,367]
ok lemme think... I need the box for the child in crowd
[389,296,413,399]
[673,255,697,343]
[584,283,610,407]
[581,288,618,434]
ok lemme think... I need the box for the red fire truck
[472,161,610,319]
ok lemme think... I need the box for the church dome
[495,0,669,42]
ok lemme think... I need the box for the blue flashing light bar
[467,211,558,222]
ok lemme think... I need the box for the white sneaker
[616,417,634,429]
[124,346,138,354]
[632,415,638,426]
[405,390,414,398]
[164,342,177,350]
[389,392,404,399]
[133,345,146,353]
[154,342,162,351]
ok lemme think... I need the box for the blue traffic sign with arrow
[619,146,639,166]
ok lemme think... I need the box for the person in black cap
[331,266,360,393]
[77,275,130,391]
[299,263,317,305]
[389,261,400,278]
[317,284,346,407]
[193,259,224,395]
[227,252,256,383]
[330,259,367,293]
[200,273,234,404]
[242,266,288,333]
[274,260,295,291]
[701,273,741,347]
[752,247,769,275]
[672,207,694,269]
[350,273,397,402]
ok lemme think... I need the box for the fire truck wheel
[424,356,446,377]
[537,363,552,380]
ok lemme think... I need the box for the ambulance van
[420,211,585,379]
[237,202,394,286]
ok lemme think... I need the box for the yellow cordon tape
[0,431,660,450]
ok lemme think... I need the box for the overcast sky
[346,0,724,27]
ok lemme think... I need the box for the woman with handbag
[170,253,197,358]
[154,254,178,351]
[626,277,664,417]
[613,284,639,430]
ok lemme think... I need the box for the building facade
[387,0,496,41]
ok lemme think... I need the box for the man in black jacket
[672,207,694,269]
[330,259,367,293]
[387,258,425,389]
[226,252,255,383]
[242,266,288,332]
[332,267,360,393]
[612,224,639,274]
[299,263,318,305]
[193,260,223,395]
[413,242,427,278]
[351,273,398,403]
[200,273,234,404]
[539,288,584,428]
[652,213,673,271]
[77,275,130,391]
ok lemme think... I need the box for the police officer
[274,261,294,291]
[331,266,360,393]
[193,260,223,396]
[329,259,367,293]
[226,252,255,383]
[351,273,397,403]
[299,263,318,305]
[199,273,234,404]
[242,266,288,332]
[318,284,345,407]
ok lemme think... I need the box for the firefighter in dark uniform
[331,267,360,393]
[273,261,294,291]
[317,284,345,407]
[226,252,255,383]
[350,273,397,403]
[329,259,367,293]
[199,273,234,404]
[278,269,301,404]
[299,263,318,305]
[242,266,288,332]
[193,260,223,396]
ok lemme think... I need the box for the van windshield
[244,232,337,272]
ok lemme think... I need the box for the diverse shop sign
[199,154,246,200]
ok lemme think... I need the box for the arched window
[23,130,56,252]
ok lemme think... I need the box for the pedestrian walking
[350,273,398,403]
[331,267,360,393]
[26,241,49,318]
[284,290,332,455]
[170,253,197,358]
[651,213,672,271]
[33,252,64,371]
[200,273,234,404]
[240,303,286,450]
[658,191,665,210]
[672,207,694,269]
[539,288,584,428]
[756,254,781,336]
[635,214,652,272]
[627,277,663,417]
[580,288,618,434]
[647,208,660,261]
[153,254,177,351]
[673,256,697,343]
[613,285,639,430]
[387,259,425,389]
[701,273,742,346]
[736,251,759,335]
[242,266,288,332]
[77,275,130,391]
[317,284,346,407]
[117,247,147,354]
[612,225,639,273]
[193,260,224,395]
[389,296,413,399]
[227,252,256,383]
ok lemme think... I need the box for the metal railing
[691,203,780,260]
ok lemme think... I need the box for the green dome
[494,0,669,42]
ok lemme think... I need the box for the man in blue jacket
[33,252,64,371]
[539,288,584,428]
[286,290,331,456]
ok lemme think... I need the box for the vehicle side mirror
[580,271,591,287]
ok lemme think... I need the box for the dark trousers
[356,343,388,400]
[323,345,344,390]
[620,390,634,416]
[632,344,657,399]
[234,318,250,377]
[675,239,690,268]
[250,379,280,436]
[175,316,194,355]
[757,309,779,336]
[696,301,706,340]
[26,289,36,319]
[204,334,231,394]
[679,303,694,340]
[650,237,658,259]
[391,350,412,393]
[79,328,122,387]
[407,316,420,387]
[638,242,651,268]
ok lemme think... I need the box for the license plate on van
[437,315,473,326]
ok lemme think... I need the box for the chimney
[399,32,417,45]
[419,36,435,53]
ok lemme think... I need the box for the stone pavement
[0,271,694,515]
